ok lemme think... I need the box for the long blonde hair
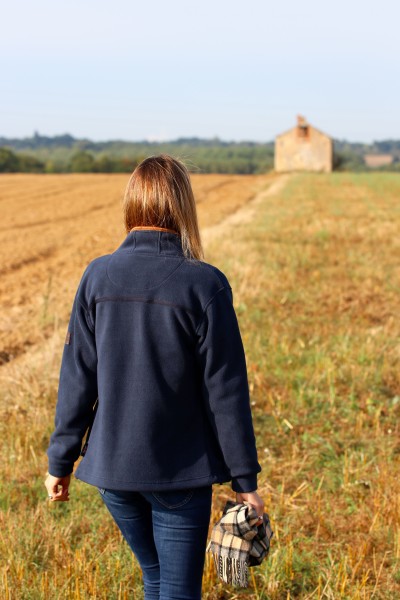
[122,155,204,261]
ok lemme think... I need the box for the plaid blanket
[206,499,273,587]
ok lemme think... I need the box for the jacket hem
[74,468,232,491]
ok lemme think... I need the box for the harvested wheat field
[1,172,400,599]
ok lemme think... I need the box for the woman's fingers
[49,487,70,502]
[236,491,265,518]
[244,500,264,518]
[45,474,71,502]
[51,495,69,502]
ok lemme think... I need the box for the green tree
[17,154,45,173]
[0,147,19,172]
[93,155,115,173]
[68,151,95,173]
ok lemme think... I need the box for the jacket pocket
[151,488,194,509]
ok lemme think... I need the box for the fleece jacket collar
[116,227,184,257]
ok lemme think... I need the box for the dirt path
[201,173,292,246]
[0,173,291,379]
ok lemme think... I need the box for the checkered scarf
[206,499,273,587]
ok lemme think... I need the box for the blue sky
[1,0,398,143]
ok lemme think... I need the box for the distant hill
[0,133,399,173]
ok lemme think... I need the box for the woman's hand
[45,474,71,502]
[236,490,265,520]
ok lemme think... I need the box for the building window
[297,125,309,139]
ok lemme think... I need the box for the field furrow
[1,172,399,599]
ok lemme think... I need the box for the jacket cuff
[48,462,74,478]
[231,473,258,493]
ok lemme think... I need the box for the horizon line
[0,131,397,146]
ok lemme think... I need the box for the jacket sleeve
[46,290,98,477]
[194,285,262,493]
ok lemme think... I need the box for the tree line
[0,148,144,174]
[0,145,275,174]
[1,133,400,174]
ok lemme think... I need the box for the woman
[45,154,264,600]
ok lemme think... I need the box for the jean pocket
[151,488,195,509]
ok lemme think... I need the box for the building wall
[275,125,333,173]
[364,154,393,168]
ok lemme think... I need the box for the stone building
[364,154,393,168]
[275,115,333,173]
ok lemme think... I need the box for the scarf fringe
[210,551,249,587]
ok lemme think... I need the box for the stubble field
[0,171,399,599]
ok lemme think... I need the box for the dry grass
[0,173,266,366]
[1,171,400,598]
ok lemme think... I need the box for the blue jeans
[98,485,213,600]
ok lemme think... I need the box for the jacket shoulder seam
[196,261,230,287]
[195,285,231,336]
[76,296,95,334]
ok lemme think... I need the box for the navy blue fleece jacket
[46,228,262,493]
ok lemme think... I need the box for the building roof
[275,116,332,140]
